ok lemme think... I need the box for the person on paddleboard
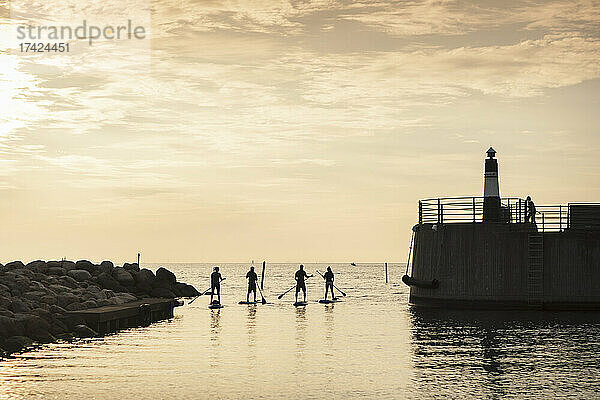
[211,266,223,304]
[324,266,335,300]
[295,264,313,303]
[246,266,258,303]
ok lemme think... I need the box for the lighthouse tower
[483,147,501,222]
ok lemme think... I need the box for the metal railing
[418,197,599,232]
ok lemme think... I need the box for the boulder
[3,336,33,353]
[65,302,84,311]
[68,270,92,282]
[155,267,176,285]
[73,324,97,338]
[0,316,21,338]
[75,260,96,274]
[25,260,46,272]
[135,269,155,284]
[98,261,114,275]
[173,282,200,297]
[58,276,79,289]
[10,299,30,313]
[57,293,79,308]
[47,260,76,271]
[12,268,34,279]
[17,314,52,342]
[123,262,140,273]
[0,310,15,318]
[80,300,97,309]
[112,268,135,286]
[96,272,120,291]
[40,295,58,306]
[49,304,66,315]
[47,267,66,276]
[151,287,175,298]
[0,295,11,309]
[4,261,25,270]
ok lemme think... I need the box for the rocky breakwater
[0,260,199,356]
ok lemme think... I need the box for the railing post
[542,213,545,232]
[518,199,522,223]
[419,201,422,224]
[440,204,444,224]
[559,205,562,231]
[473,197,476,222]
[437,198,441,224]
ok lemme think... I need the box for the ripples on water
[1,263,600,399]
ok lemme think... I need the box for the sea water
[1,263,599,399]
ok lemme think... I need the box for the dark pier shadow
[407,307,600,399]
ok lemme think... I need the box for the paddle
[188,278,226,304]
[316,270,346,296]
[277,276,313,299]
[256,284,267,304]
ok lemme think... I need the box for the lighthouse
[483,147,501,222]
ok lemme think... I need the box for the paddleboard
[238,301,257,305]
[318,299,339,304]
[293,301,308,307]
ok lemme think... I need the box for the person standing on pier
[295,264,313,303]
[526,196,536,224]
[246,266,258,303]
[211,266,223,304]
[324,266,335,300]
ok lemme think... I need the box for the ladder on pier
[527,233,544,309]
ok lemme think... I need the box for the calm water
[1,263,600,399]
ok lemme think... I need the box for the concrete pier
[66,298,180,335]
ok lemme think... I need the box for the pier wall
[409,223,600,309]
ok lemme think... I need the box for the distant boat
[350,262,356,266]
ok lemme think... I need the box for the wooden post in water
[385,262,388,283]
[137,253,140,267]
[261,261,266,290]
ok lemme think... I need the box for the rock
[155,267,177,285]
[25,260,46,272]
[0,295,11,309]
[48,284,72,294]
[96,273,120,291]
[3,336,33,353]
[48,260,76,271]
[151,287,175,298]
[97,299,110,307]
[40,295,58,306]
[0,310,15,318]
[112,268,135,286]
[10,299,30,313]
[47,267,66,276]
[56,332,73,341]
[98,261,114,275]
[123,262,140,273]
[73,324,97,338]
[68,270,92,282]
[80,300,97,309]
[75,260,96,274]
[57,293,79,308]
[58,276,79,289]
[135,269,155,284]
[49,304,66,315]
[28,281,46,291]
[12,268,34,278]
[4,261,25,270]
[173,282,200,297]
[17,314,53,342]
[65,302,84,311]
[0,316,20,338]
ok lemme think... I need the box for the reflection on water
[409,307,600,399]
[1,263,599,399]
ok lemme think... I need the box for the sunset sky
[1,0,599,263]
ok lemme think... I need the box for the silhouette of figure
[295,264,313,303]
[210,266,223,304]
[246,266,258,303]
[526,196,536,224]
[324,266,335,300]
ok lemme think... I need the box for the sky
[0,0,599,264]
